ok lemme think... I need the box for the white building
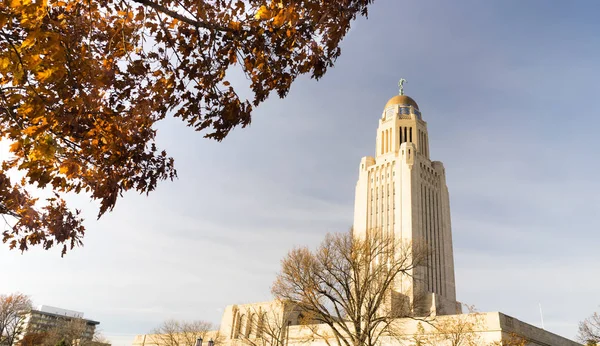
[133,85,580,346]
[352,91,459,316]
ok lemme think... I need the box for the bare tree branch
[272,229,425,346]
[148,319,222,346]
[579,312,600,345]
[0,293,32,346]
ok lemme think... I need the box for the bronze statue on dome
[398,78,407,95]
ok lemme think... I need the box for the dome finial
[398,78,407,96]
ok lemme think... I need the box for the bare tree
[414,306,483,346]
[578,312,600,346]
[492,333,528,346]
[149,320,221,346]
[39,318,90,346]
[17,331,47,346]
[90,329,111,345]
[0,293,32,346]
[272,229,425,346]
[412,306,528,346]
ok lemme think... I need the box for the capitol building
[133,85,580,346]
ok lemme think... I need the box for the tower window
[409,127,413,143]
[385,129,389,153]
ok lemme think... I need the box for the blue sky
[2,1,600,344]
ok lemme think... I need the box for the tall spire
[398,78,407,96]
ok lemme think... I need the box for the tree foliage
[0,0,374,255]
[272,230,424,346]
[0,292,32,346]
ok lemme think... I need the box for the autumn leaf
[255,5,271,20]
[0,57,9,69]
[230,21,241,31]
[272,12,285,27]
[20,36,36,50]
[0,0,375,255]
[36,68,55,82]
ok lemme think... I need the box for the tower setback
[353,89,460,316]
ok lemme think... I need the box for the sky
[2,0,600,344]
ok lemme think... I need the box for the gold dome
[384,95,419,110]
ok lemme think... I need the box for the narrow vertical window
[385,129,389,153]
[383,130,387,153]
[409,127,413,143]
[404,127,408,144]
[387,129,390,152]
[388,129,391,152]
[399,127,403,143]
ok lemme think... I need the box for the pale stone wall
[132,310,580,346]
[187,308,579,346]
[282,311,579,346]
[352,97,458,315]
[131,330,221,346]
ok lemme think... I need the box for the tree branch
[129,0,235,33]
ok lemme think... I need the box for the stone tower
[353,87,460,316]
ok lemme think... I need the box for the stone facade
[132,91,581,346]
[353,94,458,316]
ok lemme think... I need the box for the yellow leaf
[36,68,54,82]
[23,126,39,136]
[9,141,21,153]
[19,104,34,116]
[272,13,285,27]
[230,21,241,30]
[255,6,271,20]
[59,164,69,175]
[21,36,36,50]
[0,57,9,69]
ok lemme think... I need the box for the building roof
[384,94,419,110]
[29,309,100,325]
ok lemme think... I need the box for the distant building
[17,305,100,344]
